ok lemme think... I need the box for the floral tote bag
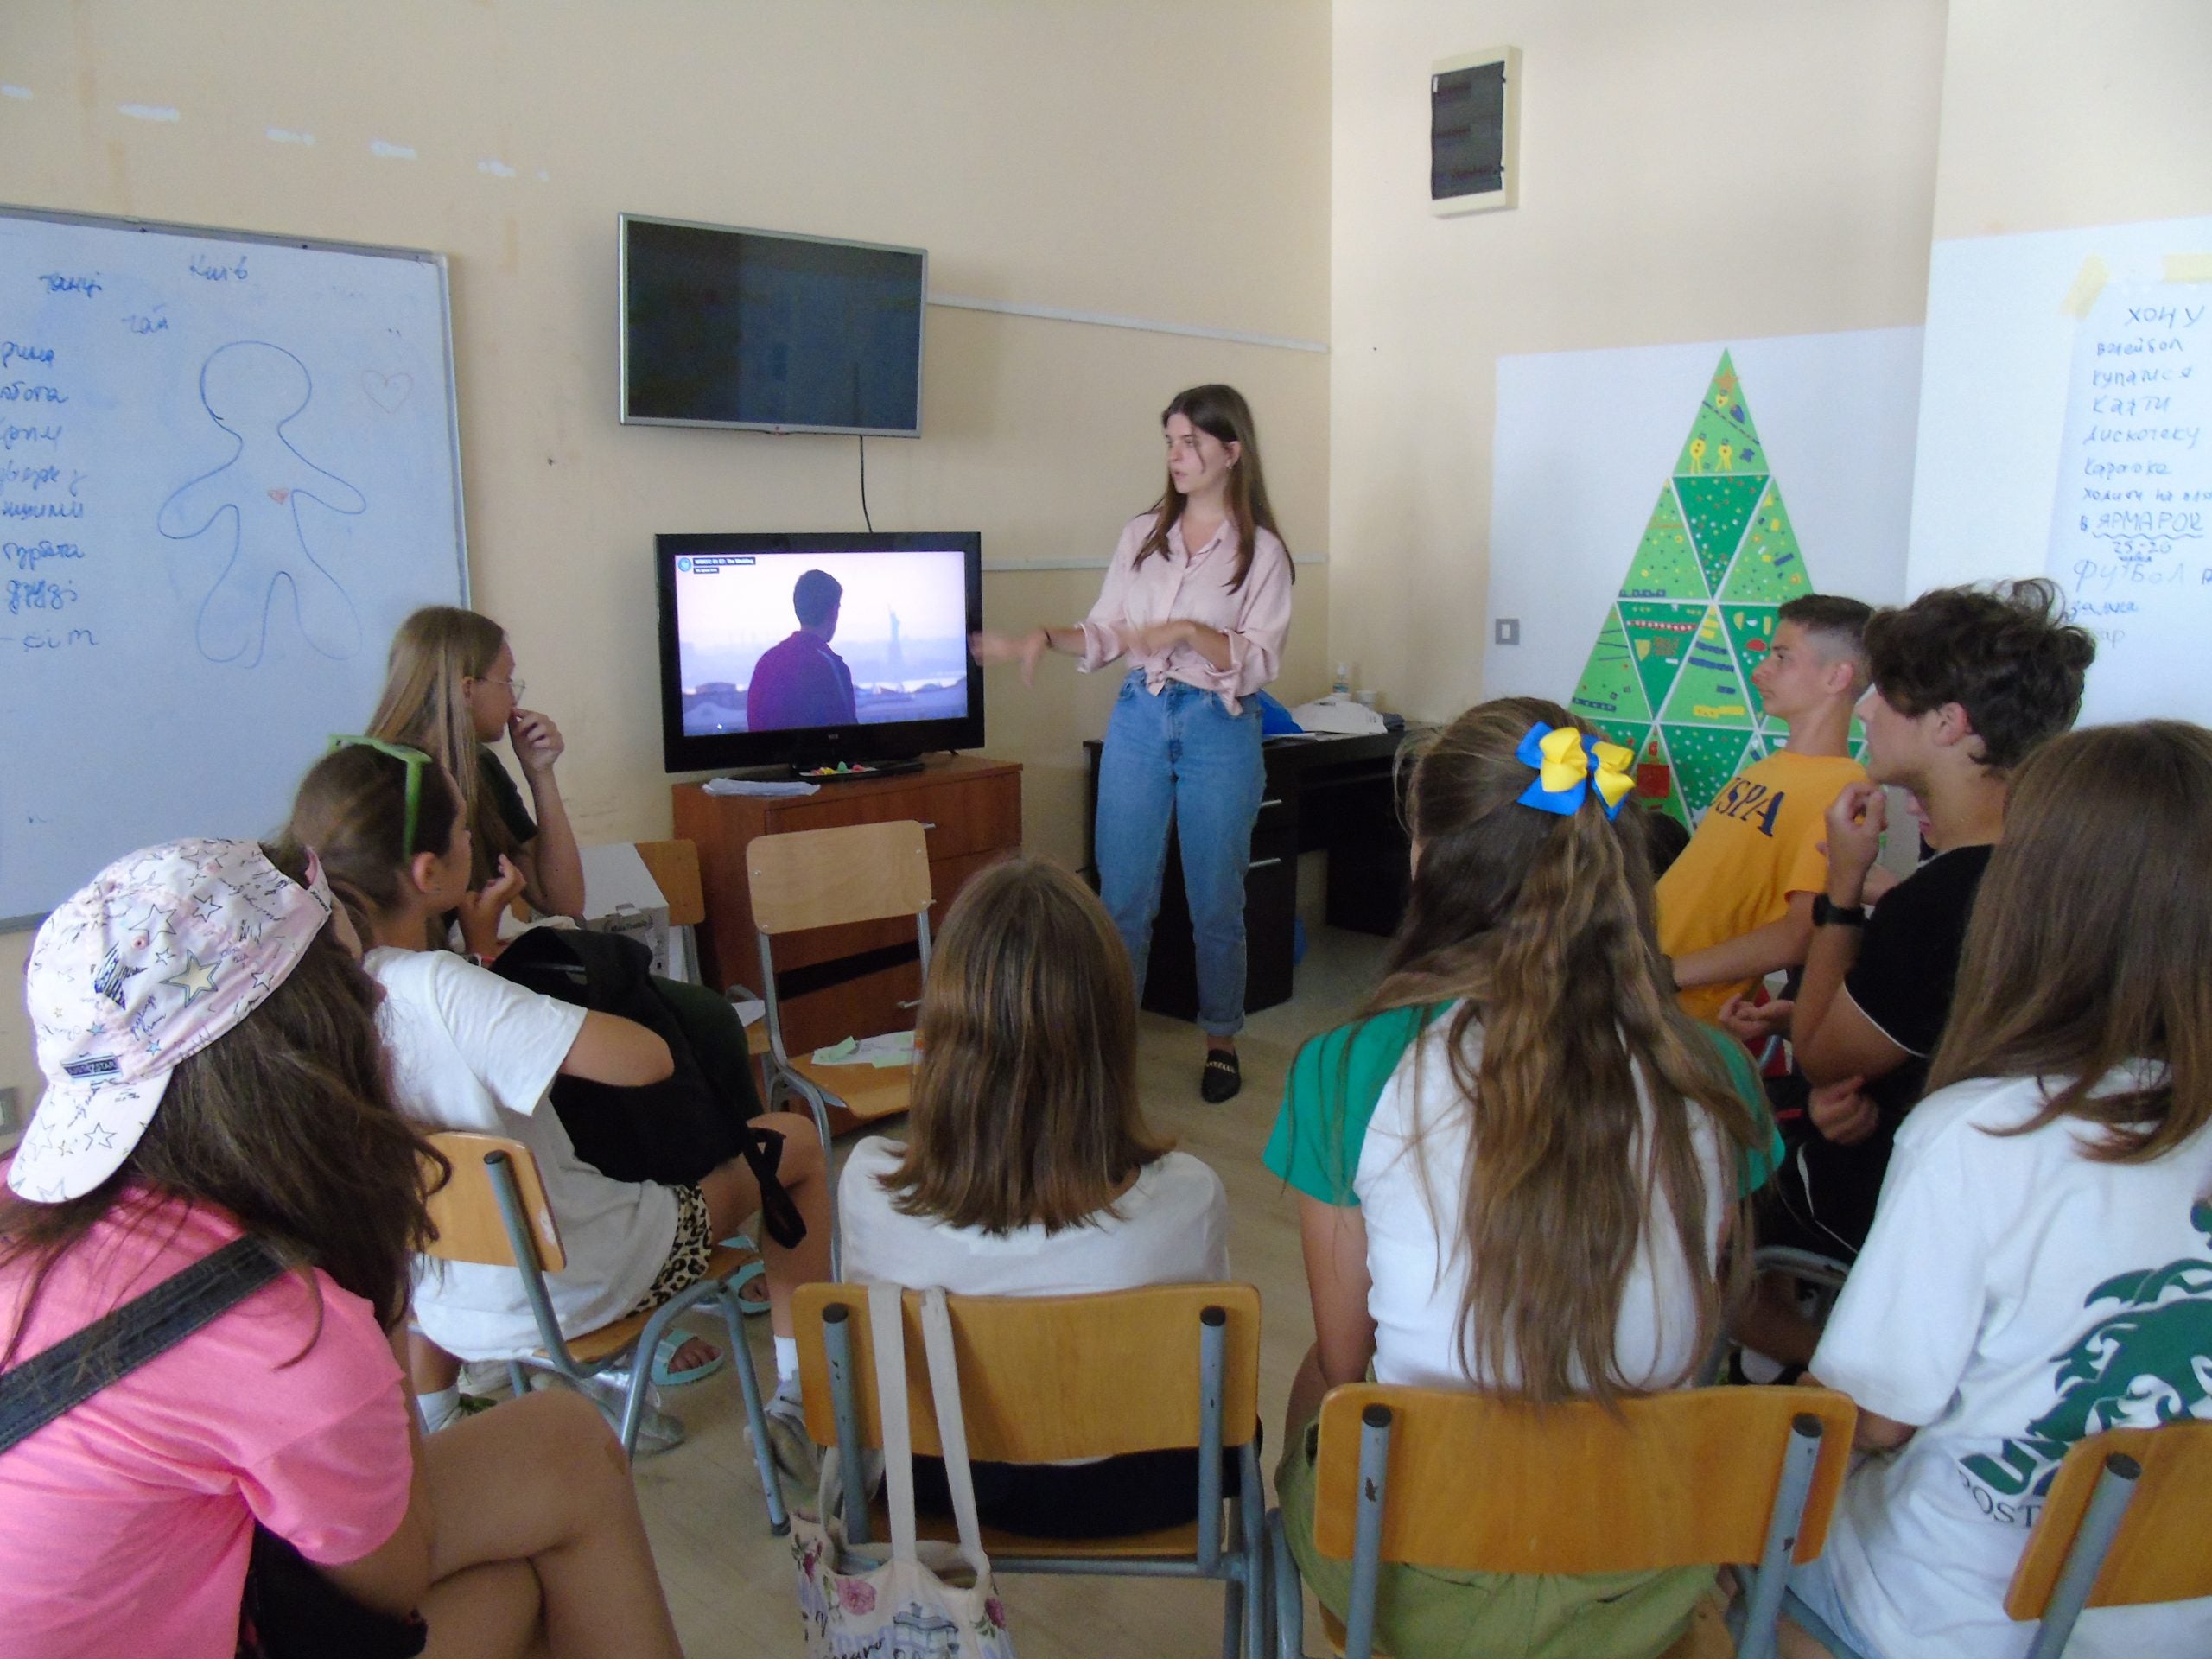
[790,1282,1015,1658]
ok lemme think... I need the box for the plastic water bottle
[1332,662,1351,698]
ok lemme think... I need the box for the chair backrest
[1312,1383,1855,1573]
[635,837,706,928]
[421,1130,566,1274]
[746,820,932,938]
[2006,1421,2212,1618]
[793,1281,1262,1460]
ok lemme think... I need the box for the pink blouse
[1077,512,1294,715]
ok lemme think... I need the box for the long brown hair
[1929,721,2212,1166]
[367,605,516,887]
[1351,697,1759,1405]
[286,744,467,939]
[0,846,445,1364]
[1135,384,1290,592]
[883,857,1171,1234]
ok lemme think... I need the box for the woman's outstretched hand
[457,855,527,957]
[969,627,1051,687]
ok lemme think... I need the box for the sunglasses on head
[329,735,435,858]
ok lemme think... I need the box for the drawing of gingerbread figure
[156,340,367,666]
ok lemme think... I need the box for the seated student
[1786,721,2212,1659]
[0,839,685,1659]
[1731,583,2094,1361]
[287,741,832,1466]
[747,568,860,733]
[839,856,1230,1538]
[1267,699,1776,1659]
[368,605,766,1185]
[1661,594,1871,1020]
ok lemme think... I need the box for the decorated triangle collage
[1566,351,1866,827]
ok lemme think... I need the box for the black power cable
[858,435,874,532]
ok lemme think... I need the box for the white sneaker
[563,1371,688,1455]
[459,1357,517,1397]
[759,1382,821,1494]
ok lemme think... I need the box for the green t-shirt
[1262,1003,1782,1208]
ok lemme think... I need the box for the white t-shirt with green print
[1812,1067,2212,1659]
[1263,1002,1773,1393]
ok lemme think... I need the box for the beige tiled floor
[632,925,1389,1657]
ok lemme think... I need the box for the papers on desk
[811,1031,918,1069]
[702,777,821,798]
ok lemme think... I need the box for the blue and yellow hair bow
[1516,722,1636,820]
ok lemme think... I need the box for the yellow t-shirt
[1656,748,1867,1023]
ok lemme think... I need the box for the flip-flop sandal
[650,1332,728,1389]
[1201,1050,1243,1103]
[718,1240,772,1316]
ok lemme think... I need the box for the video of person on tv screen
[673,549,970,736]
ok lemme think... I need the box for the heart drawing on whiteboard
[361,369,412,412]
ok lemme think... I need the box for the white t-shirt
[367,947,679,1359]
[1264,1004,1733,1392]
[838,1136,1230,1296]
[1813,1068,2212,1659]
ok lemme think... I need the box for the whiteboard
[0,207,466,924]
[1910,216,2212,728]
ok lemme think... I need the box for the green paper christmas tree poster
[1565,352,1860,825]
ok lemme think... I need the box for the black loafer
[1200,1049,1242,1103]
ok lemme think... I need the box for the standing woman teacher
[971,385,1293,1103]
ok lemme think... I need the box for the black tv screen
[656,532,983,772]
[620,215,926,436]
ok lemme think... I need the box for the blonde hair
[883,857,1171,1235]
[367,606,512,887]
[1353,697,1759,1405]
[1930,720,2212,1166]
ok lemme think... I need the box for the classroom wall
[1929,0,2212,244]
[1327,0,1948,724]
[1906,0,2212,596]
[0,0,1332,1121]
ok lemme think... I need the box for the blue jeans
[1785,1554,1883,1658]
[1094,671,1265,1038]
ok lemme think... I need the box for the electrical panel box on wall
[1431,47,1522,216]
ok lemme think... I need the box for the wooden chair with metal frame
[1784,1420,2212,1659]
[746,819,934,1262]
[633,836,708,984]
[1267,1383,1858,1659]
[794,1281,1272,1659]
[420,1129,790,1534]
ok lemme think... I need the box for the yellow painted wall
[1931,0,2212,241]
[0,0,1332,1121]
[1327,1,1948,724]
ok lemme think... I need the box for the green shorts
[1275,1414,1713,1659]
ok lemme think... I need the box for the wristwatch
[1813,894,1867,928]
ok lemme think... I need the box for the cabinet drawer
[763,772,1021,861]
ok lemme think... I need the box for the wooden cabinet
[672,756,1022,1055]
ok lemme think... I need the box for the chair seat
[1316,1584,1734,1659]
[790,1052,915,1122]
[869,1495,1205,1561]
[547,1243,758,1366]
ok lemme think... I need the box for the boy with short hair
[1738,579,2094,1363]
[1659,594,1872,1023]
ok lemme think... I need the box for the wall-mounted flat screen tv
[656,532,983,772]
[620,214,926,436]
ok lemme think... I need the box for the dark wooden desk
[1083,727,1421,1022]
